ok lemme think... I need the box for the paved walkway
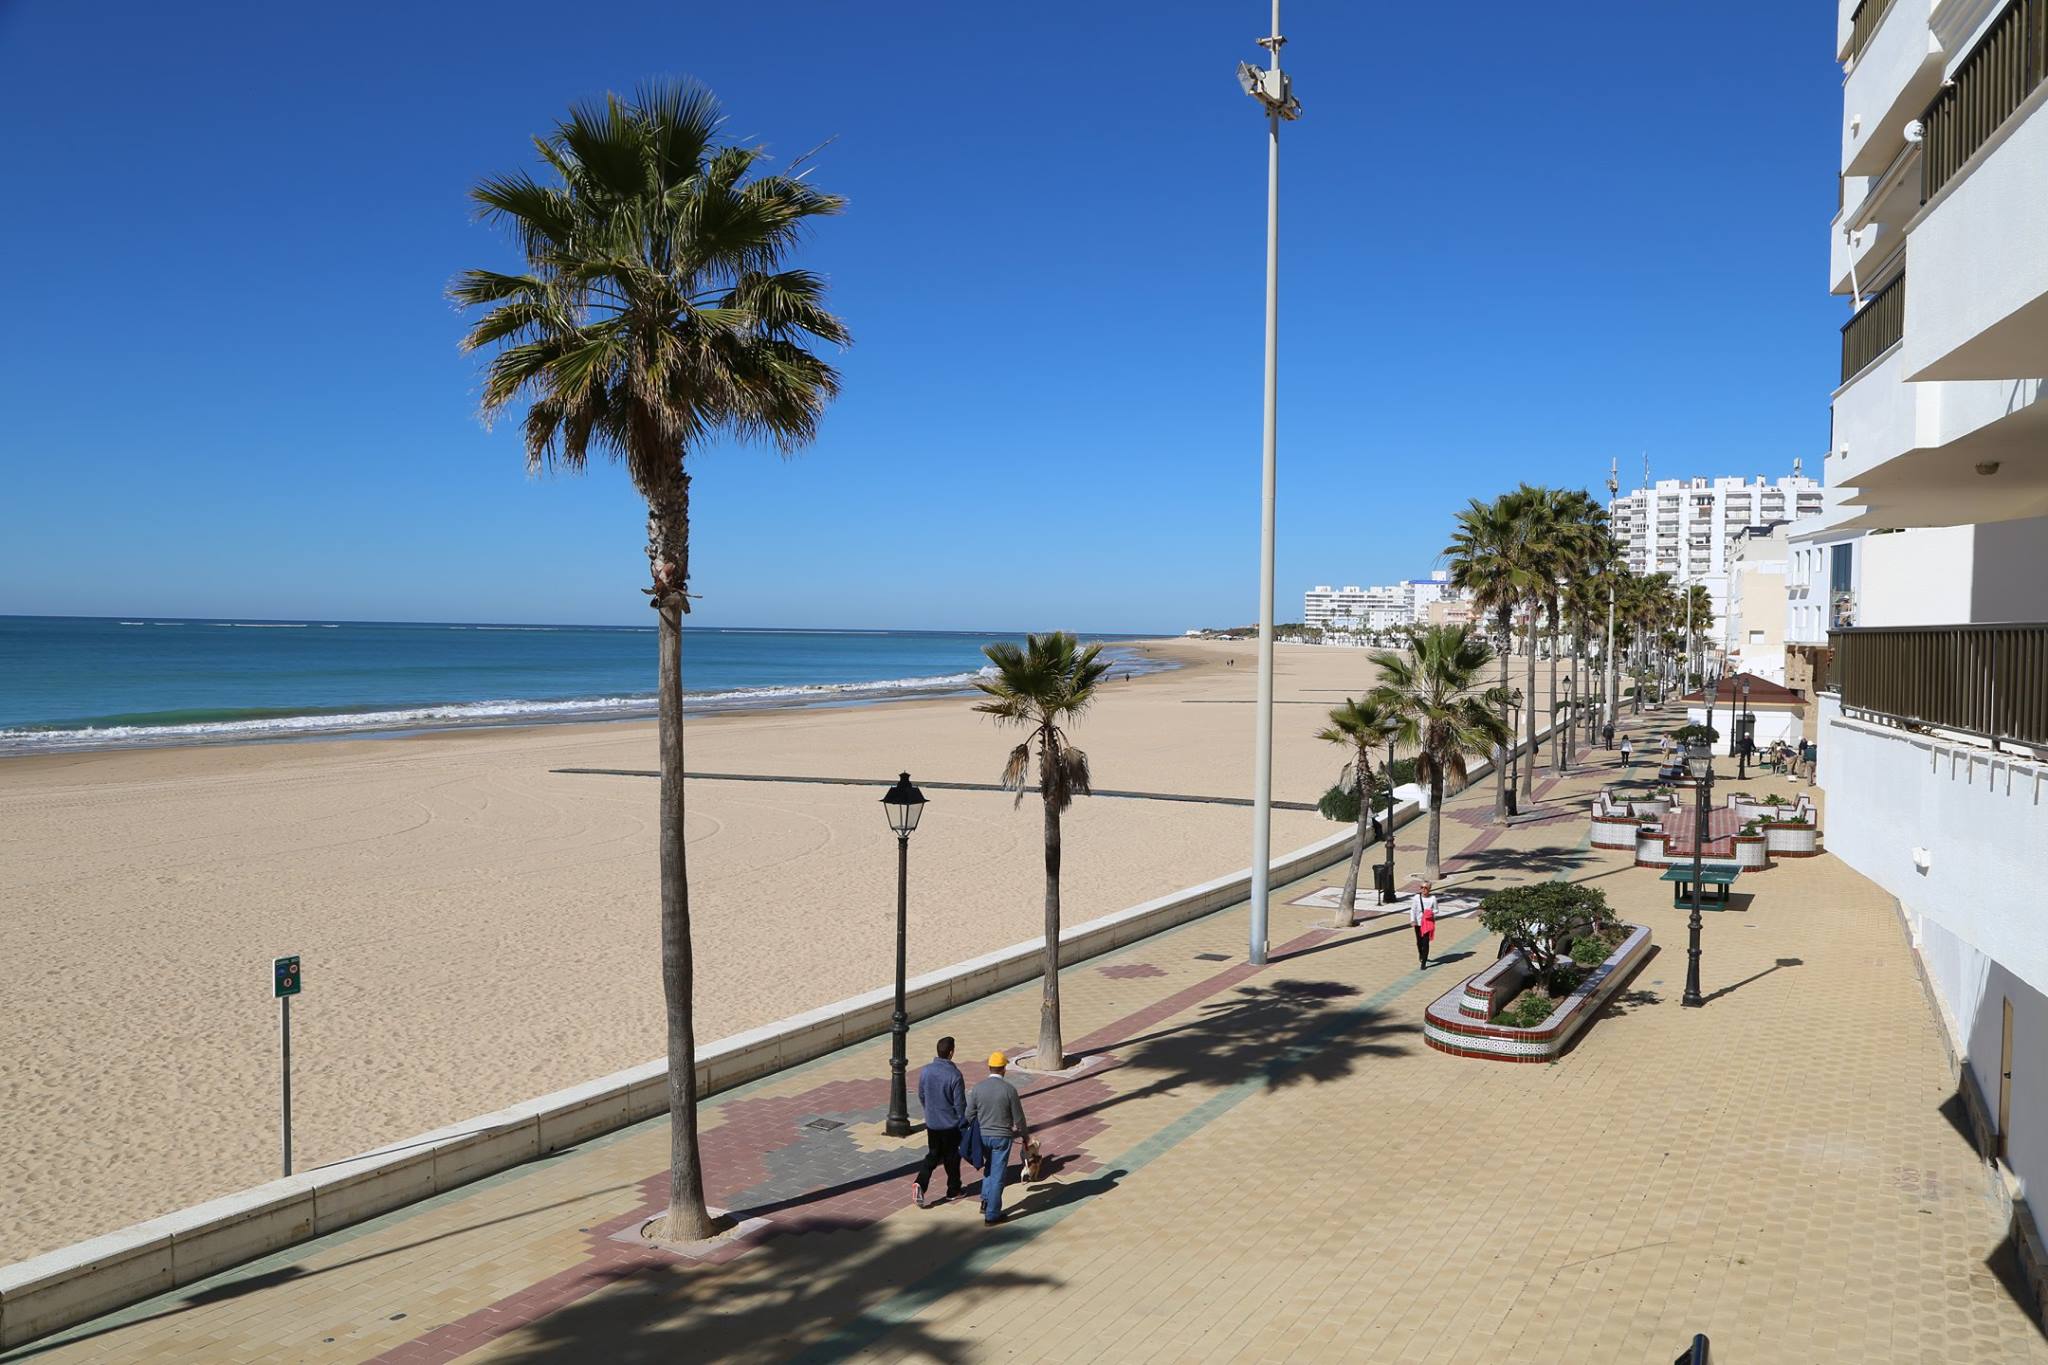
[10,711,2042,1363]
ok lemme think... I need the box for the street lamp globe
[880,772,927,836]
[1684,739,1715,783]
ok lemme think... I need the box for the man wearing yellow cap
[964,1051,1031,1225]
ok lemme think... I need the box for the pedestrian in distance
[1602,720,1615,749]
[966,1051,1030,1225]
[1619,735,1633,768]
[911,1036,966,1209]
[1410,879,1439,970]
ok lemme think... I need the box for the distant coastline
[0,617,1176,757]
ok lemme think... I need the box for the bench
[1661,863,1740,907]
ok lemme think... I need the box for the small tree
[1478,882,1617,978]
[1315,696,1400,928]
[1671,723,1719,747]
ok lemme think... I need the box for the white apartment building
[1822,0,2048,1311]
[1303,572,1459,633]
[1608,473,1825,624]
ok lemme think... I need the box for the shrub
[1741,819,1761,836]
[1671,723,1719,746]
[1762,793,1787,807]
[1479,882,1617,977]
[1494,991,1556,1029]
[1317,781,1361,823]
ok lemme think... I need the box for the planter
[1729,834,1771,870]
[1424,923,1653,1062]
[1590,808,1641,850]
[1763,821,1820,856]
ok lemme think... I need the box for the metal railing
[1850,0,1900,64]
[1830,623,2048,748]
[1921,0,2048,202]
[1840,271,1906,382]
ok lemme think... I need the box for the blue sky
[0,2,1843,632]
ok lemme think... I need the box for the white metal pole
[1248,0,1282,966]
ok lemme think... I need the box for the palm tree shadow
[484,1214,1058,1364]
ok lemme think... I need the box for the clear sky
[0,2,1843,632]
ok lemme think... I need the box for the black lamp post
[1737,680,1753,780]
[879,772,927,1137]
[1506,689,1523,817]
[1381,734,1397,903]
[1560,674,1575,773]
[1682,738,1713,1008]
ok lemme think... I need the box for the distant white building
[1608,472,1826,623]
[1303,571,1460,633]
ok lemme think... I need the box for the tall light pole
[1682,738,1714,1007]
[1605,457,1620,740]
[879,773,927,1138]
[1239,0,1299,966]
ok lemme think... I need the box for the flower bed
[1424,922,1652,1062]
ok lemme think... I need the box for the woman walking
[1410,880,1439,969]
[1619,735,1634,768]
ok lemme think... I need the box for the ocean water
[0,617,1163,755]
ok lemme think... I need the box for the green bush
[1671,723,1719,746]
[1741,819,1761,836]
[1479,882,1617,977]
[1317,781,1361,823]
[1494,991,1557,1029]
[1762,793,1787,807]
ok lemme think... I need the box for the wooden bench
[1661,863,1740,907]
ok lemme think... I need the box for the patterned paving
[9,709,2042,1364]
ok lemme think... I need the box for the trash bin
[1506,786,1520,818]
[1371,862,1393,903]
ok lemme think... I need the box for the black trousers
[917,1126,963,1195]
[1414,927,1431,968]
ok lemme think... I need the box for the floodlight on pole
[1242,0,1299,967]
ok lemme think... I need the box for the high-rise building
[1302,571,1461,633]
[1607,473,1825,624]
[1818,0,2048,1309]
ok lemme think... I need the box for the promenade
[10,709,2041,1364]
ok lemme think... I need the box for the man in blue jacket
[912,1036,966,1207]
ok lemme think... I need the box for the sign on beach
[273,955,301,998]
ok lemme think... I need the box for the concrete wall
[1858,527,1978,626]
[1971,515,2048,622]
[1818,700,2048,1217]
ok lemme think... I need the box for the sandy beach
[0,638,1567,1263]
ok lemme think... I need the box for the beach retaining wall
[0,718,1565,1348]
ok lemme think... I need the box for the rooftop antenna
[1607,456,1619,500]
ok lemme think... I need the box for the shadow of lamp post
[1682,737,1714,1008]
[880,772,927,1137]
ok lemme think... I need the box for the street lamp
[1380,732,1397,904]
[1505,688,1524,817]
[1736,679,1753,780]
[1240,0,1301,968]
[879,772,927,1138]
[1682,739,1713,1008]
[1560,674,1575,773]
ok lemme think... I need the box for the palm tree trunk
[655,595,715,1240]
[1336,769,1367,929]
[1492,622,1510,826]
[1521,612,1539,801]
[1424,771,1444,880]
[1547,613,1562,773]
[1037,790,1065,1069]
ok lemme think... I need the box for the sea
[0,616,1168,756]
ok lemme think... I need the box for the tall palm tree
[454,83,848,1241]
[975,632,1109,1071]
[1369,626,1512,881]
[1542,488,1608,771]
[1500,484,1558,802]
[1316,696,1400,928]
[1683,581,1715,688]
[1445,496,1530,826]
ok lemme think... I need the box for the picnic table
[1661,863,1740,907]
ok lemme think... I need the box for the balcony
[1842,0,1943,176]
[1919,0,2047,203]
[1842,271,1907,382]
[1831,623,2048,746]
[1850,0,1903,63]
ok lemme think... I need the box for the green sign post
[273,955,300,1174]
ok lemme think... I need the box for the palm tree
[1683,581,1715,688]
[975,631,1109,1070]
[1542,488,1608,771]
[1316,696,1400,928]
[1501,484,1559,802]
[454,83,848,1242]
[1446,495,1533,825]
[1369,626,1512,881]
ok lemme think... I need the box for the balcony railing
[1850,0,1901,63]
[1841,271,1906,382]
[1830,623,2048,747]
[1920,0,2048,202]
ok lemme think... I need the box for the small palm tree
[454,83,848,1242]
[975,632,1109,1070]
[1370,626,1513,880]
[1445,495,1532,826]
[1316,697,1400,928]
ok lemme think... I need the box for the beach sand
[0,638,1568,1263]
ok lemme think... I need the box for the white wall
[1857,526,1977,625]
[1972,515,2048,621]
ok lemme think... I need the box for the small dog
[1022,1138,1046,1183]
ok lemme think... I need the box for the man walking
[966,1051,1030,1225]
[912,1036,966,1208]
[1409,879,1439,970]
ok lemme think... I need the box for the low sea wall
[0,719,1567,1348]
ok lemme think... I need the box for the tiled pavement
[9,710,2044,1364]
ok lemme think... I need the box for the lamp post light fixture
[1682,739,1713,1008]
[1239,0,1301,968]
[879,772,927,1138]
[1737,679,1753,780]
[1505,688,1524,817]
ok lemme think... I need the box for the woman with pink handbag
[1409,880,1439,969]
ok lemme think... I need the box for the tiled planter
[1729,834,1771,871]
[1590,811,1641,850]
[1424,923,1652,1062]
[1763,822,1820,857]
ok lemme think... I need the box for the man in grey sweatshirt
[966,1051,1030,1224]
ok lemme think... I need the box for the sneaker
[911,1184,926,1210]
